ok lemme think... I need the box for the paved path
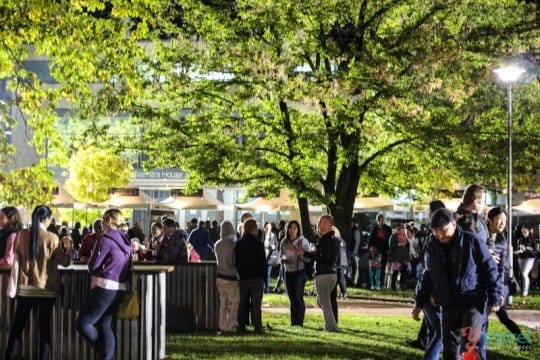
[263,299,540,330]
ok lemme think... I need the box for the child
[356,239,370,288]
[369,246,382,290]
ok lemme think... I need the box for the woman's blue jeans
[285,270,307,326]
[76,287,122,360]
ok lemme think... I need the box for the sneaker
[518,342,533,351]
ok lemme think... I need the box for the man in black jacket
[235,218,266,333]
[158,219,188,264]
[368,213,392,288]
[412,208,501,360]
[300,214,340,332]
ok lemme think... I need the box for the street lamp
[494,64,525,302]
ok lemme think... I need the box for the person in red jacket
[78,218,103,262]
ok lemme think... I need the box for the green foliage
[0,160,55,208]
[64,147,133,203]
[0,0,538,225]
[54,207,132,229]
[129,0,539,227]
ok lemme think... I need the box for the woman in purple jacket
[76,208,132,359]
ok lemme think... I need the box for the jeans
[216,278,240,332]
[315,273,338,331]
[347,251,357,282]
[265,265,278,293]
[274,265,285,292]
[518,257,535,295]
[423,302,442,360]
[285,270,307,326]
[5,296,55,360]
[238,278,264,331]
[478,302,488,360]
[442,305,484,360]
[337,267,347,296]
[369,269,381,289]
[76,287,122,360]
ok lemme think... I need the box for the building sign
[108,187,139,196]
[134,168,186,180]
[171,188,203,197]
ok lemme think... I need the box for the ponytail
[30,205,52,261]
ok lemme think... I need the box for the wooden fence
[166,262,219,331]
[0,264,173,359]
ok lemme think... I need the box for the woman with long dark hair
[0,206,23,265]
[487,207,532,350]
[516,224,539,296]
[5,205,71,359]
[279,220,311,326]
[76,208,132,359]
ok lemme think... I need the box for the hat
[430,208,455,228]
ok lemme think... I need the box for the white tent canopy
[353,195,394,210]
[158,194,224,210]
[105,191,152,209]
[514,199,540,215]
[236,189,309,212]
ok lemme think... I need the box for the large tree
[130,1,539,237]
[0,1,538,238]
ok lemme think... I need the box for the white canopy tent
[514,199,540,215]
[158,194,224,210]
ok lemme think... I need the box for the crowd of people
[0,184,538,358]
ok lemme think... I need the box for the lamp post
[494,64,525,302]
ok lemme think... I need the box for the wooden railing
[0,264,173,359]
[165,262,219,331]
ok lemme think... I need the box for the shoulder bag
[117,259,140,319]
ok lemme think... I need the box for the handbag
[7,252,19,298]
[509,277,521,296]
[117,289,140,319]
[117,260,140,319]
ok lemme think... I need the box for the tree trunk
[332,160,360,245]
[298,197,315,241]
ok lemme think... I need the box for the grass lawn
[166,312,539,359]
[262,287,540,310]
